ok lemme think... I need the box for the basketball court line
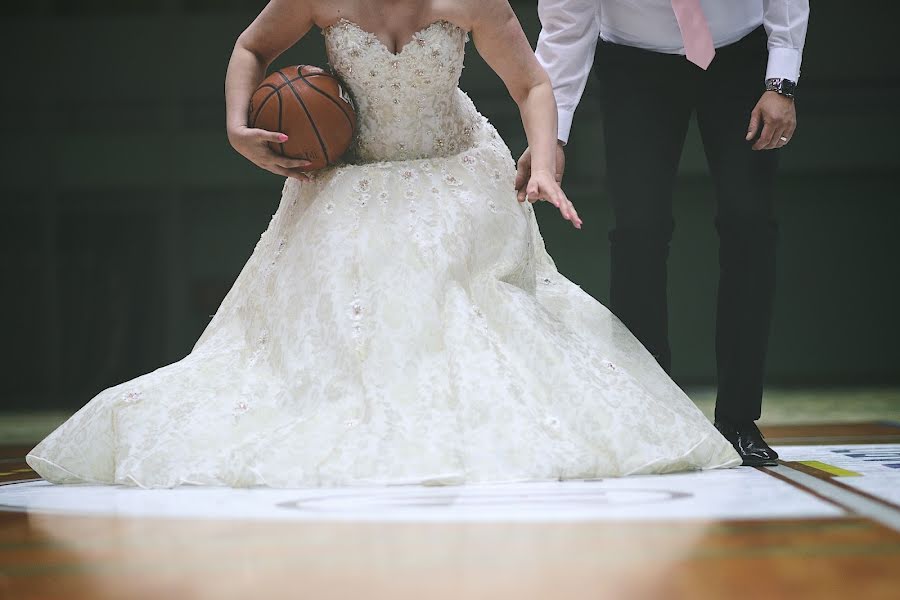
[762,464,900,532]
[795,460,861,477]
[5,429,899,599]
[775,444,900,510]
[0,440,897,529]
[0,463,848,523]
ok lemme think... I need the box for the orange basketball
[248,65,357,170]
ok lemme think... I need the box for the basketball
[248,65,356,170]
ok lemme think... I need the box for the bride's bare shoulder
[433,0,516,31]
[308,0,356,29]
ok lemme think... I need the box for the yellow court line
[797,461,861,477]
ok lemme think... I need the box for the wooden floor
[1,423,899,600]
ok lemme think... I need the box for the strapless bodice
[323,19,483,163]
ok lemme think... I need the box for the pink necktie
[671,0,715,69]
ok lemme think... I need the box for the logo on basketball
[338,84,353,108]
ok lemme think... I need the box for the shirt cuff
[766,47,802,82]
[557,108,575,145]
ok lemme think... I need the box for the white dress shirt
[535,0,810,143]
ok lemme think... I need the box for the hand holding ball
[248,65,357,172]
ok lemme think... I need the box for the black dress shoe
[714,419,779,467]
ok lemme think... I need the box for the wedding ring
[779,136,789,143]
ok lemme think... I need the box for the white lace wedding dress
[26,19,740,488]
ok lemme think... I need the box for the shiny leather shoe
[714,419,779,467]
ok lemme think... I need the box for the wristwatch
[765,77,797,99]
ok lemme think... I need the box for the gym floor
[1,389,898,600]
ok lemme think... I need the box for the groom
[516,0,810,466]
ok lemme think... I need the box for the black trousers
[594,26,778,422]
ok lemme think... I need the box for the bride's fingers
[252,129,289,144]
[567,201,583,229]
[567,200,582,228]
[545,185,563,210]
[300,65,328,76]
[260,146,310,170]
[537,185,559,208]
[264,164,305,180]
[552,190,582,229]
[285,166,314,181]
[274,157,313,170]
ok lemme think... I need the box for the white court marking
[0,466,843,522]
[777,443,900,508]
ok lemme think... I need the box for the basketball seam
[250,85,282,128]
[277,71,330,166]
[253,76,303,116]
[253,69,343,118]
[298,74,355,135]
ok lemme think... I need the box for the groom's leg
[595,41,695,373]
[696,27,779,422]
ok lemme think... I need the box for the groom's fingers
[516,173,530,202]
[515,148,532,202]
[746,106,762,142]
[763,123,786,150]
[515,167,530,202]
[514,164,528,190]
[753,119,777,151]
[526,182,540,204]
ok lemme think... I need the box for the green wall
[1,1,898,410]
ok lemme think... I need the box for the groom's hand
[746,91,797,151]
[516,142,566,202]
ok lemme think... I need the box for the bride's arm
[467,0,582,229]
[225,0,316,179]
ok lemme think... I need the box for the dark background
[1,1,898,412]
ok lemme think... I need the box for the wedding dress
[26,19,740,488]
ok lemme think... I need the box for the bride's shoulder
[435,0,519,33]
[432,0,513,31]
[308,0,355,29]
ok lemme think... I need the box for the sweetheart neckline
[321,18,465,57]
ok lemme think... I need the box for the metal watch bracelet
[765,77,797,99]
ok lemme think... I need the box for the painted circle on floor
[0,460,854,522]
[0,479,698,522]
[277,487,690,513]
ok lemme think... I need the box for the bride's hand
[227,126,314,181]
[523,169,582,229]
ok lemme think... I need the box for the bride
[26,0,740,488]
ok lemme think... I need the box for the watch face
[767,78,796,97]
